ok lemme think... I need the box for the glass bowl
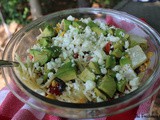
[2,8,160,119]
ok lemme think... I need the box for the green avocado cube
[88,62,101,74]
[115,28,125,38]
[42,25,55,37]
[79,68,96,82]
[87,21,98,28]
[113,40,124,51]
[72,21,86,29]
[55,61,77,82]
[107,69,116,78]
[87,21,106,35]
[107,28,114,35]
[117,79,127,92]
[98,75,116,98]
[49,46,62,58]
[29,49,49,65]
[94,88,107,100]
[91,27,107,36]
[105,55,116,69]
[63,19,72,31]
[37,37,51,47]
[111,48,123,58]
[120,56,131,66]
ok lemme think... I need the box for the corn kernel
[51,80,57,87]
[46,94,56,99]
[147,52,153,58]
[74,18,79,21]
[60,31,65,36]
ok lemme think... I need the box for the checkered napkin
[0,13,158,120]
[0,86,156,120]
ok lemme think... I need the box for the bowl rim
[2,7,160,110]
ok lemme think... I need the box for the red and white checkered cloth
[0,13,159,120]
[0,86,156,120]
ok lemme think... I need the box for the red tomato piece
[104,42,111,54]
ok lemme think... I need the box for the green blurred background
[0,0,122,25]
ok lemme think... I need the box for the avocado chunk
[29,49,51,65]
[111,48,123,58]
[117,79,127,92]
[98,75,116,98]
[87,21,98,28]
[94,88,107,100]
[49,46,62,58]
[29,46,61,65]
[105,55,116,69]
[42,25,55,37]
[115,28,125,38]
[55,61,77,82]
[120,56,131,66]
[87,21,106,35]
[107,69,116,78]
[127,45,147,69]
[79,68,96,82]
[72,21,86,29]
[107,28,114,35]
[92,27,107,36]
[37,37,52,47]
[88,62,101,74]
[129,34,148,50]
[113,40,124,51]
[63,19,72,31]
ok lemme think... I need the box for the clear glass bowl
[2,8,160,119]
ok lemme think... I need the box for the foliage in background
[39,0,78,15]
[0,0,31,25]
[92,0,122,8]
[0,0,122,25]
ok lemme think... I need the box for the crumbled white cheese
[112,65,121,72]
[125,41,129,49]
[80,17,91,24]
[100,67,107,74]
[47,61,54,70]
[95,20,108,30]
[116,73,124,81]
[121,64,137,81]
[67,15,75,21]
[107,35,120,42]
[34,62,40,69]
[48,72,54,80]
[85,80,96,91]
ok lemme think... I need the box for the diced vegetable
[79,68,96,82]
[98,75,116,98]
[105,55,116,68]
[55,61,77,82]
[127,45,147,69]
